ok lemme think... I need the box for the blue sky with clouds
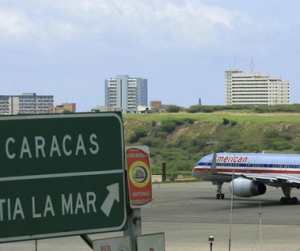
[0,0,299,111]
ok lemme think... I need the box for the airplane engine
[230,177,266,197]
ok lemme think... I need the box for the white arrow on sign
[101,183,120,217]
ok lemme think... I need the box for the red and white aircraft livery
[193,152,300,204]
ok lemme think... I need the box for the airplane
[192,152,300,204]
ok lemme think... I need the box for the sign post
[124,208,142,251]
[137,233,165,251]
[125,146,153,251]
[93,236,131,251]
[0,113,127,243]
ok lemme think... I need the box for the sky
[0,0,299,111]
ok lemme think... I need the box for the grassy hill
[124,112,300,176]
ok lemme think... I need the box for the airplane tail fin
[211,152,217,169]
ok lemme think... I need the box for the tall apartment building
[0,93,54,115]
[225,70,290,105]
[105,75,148,113]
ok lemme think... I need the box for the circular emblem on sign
[129,161,150,188]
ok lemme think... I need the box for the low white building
[0,93,54,115]
[225,70,290,105]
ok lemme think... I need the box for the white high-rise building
[225,70,290,105]
[105,75,148,113]
[0,93,54,115]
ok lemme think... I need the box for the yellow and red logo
[129,160,151,188]
[127,147,152,208]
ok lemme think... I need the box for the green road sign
[0,113,127,243]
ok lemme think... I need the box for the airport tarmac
[142,182,300,251]
[1,182,300,251]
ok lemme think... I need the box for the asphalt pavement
[143,182,300,251]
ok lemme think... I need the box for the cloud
[0,8,32,38]
[0,8,78,44]
[0,0,242,48]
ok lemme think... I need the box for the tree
[165,105,181,113]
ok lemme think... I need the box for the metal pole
[124,208,142,251]
[208,235,214,251]
[162,162,167,182]
[35,239,38,251]
[80,234,93,249]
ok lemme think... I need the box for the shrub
[294,144,300,152]
[186,104,300,114]
[231,120,237,126]
[243,143,263,152]
[182,118,195,124]
[264,129,280,139]
[165,105,181,113]
[128,127,147,143]
[272,140,292,151]
[161,120,177,133]
[222,118,237,126]
[263,129,292,150]
[187,105,220,113]
[139,137,162,147]
[222,118,230,125]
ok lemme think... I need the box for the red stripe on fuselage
[193,167,300,174]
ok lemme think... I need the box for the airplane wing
[241,173,300,188]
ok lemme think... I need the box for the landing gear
[215,182,225,200]
[280,187,298,204]
[216,193,225,200]
[280,197,298,204]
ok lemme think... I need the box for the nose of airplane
[194,166,206,176]
[192,166,209,176]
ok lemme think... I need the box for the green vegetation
[125,112,300,175]
[186,104,300,113]
[165,105,182,113]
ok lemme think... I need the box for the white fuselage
[193,152,300,182]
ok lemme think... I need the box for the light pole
[208,235,214,251]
